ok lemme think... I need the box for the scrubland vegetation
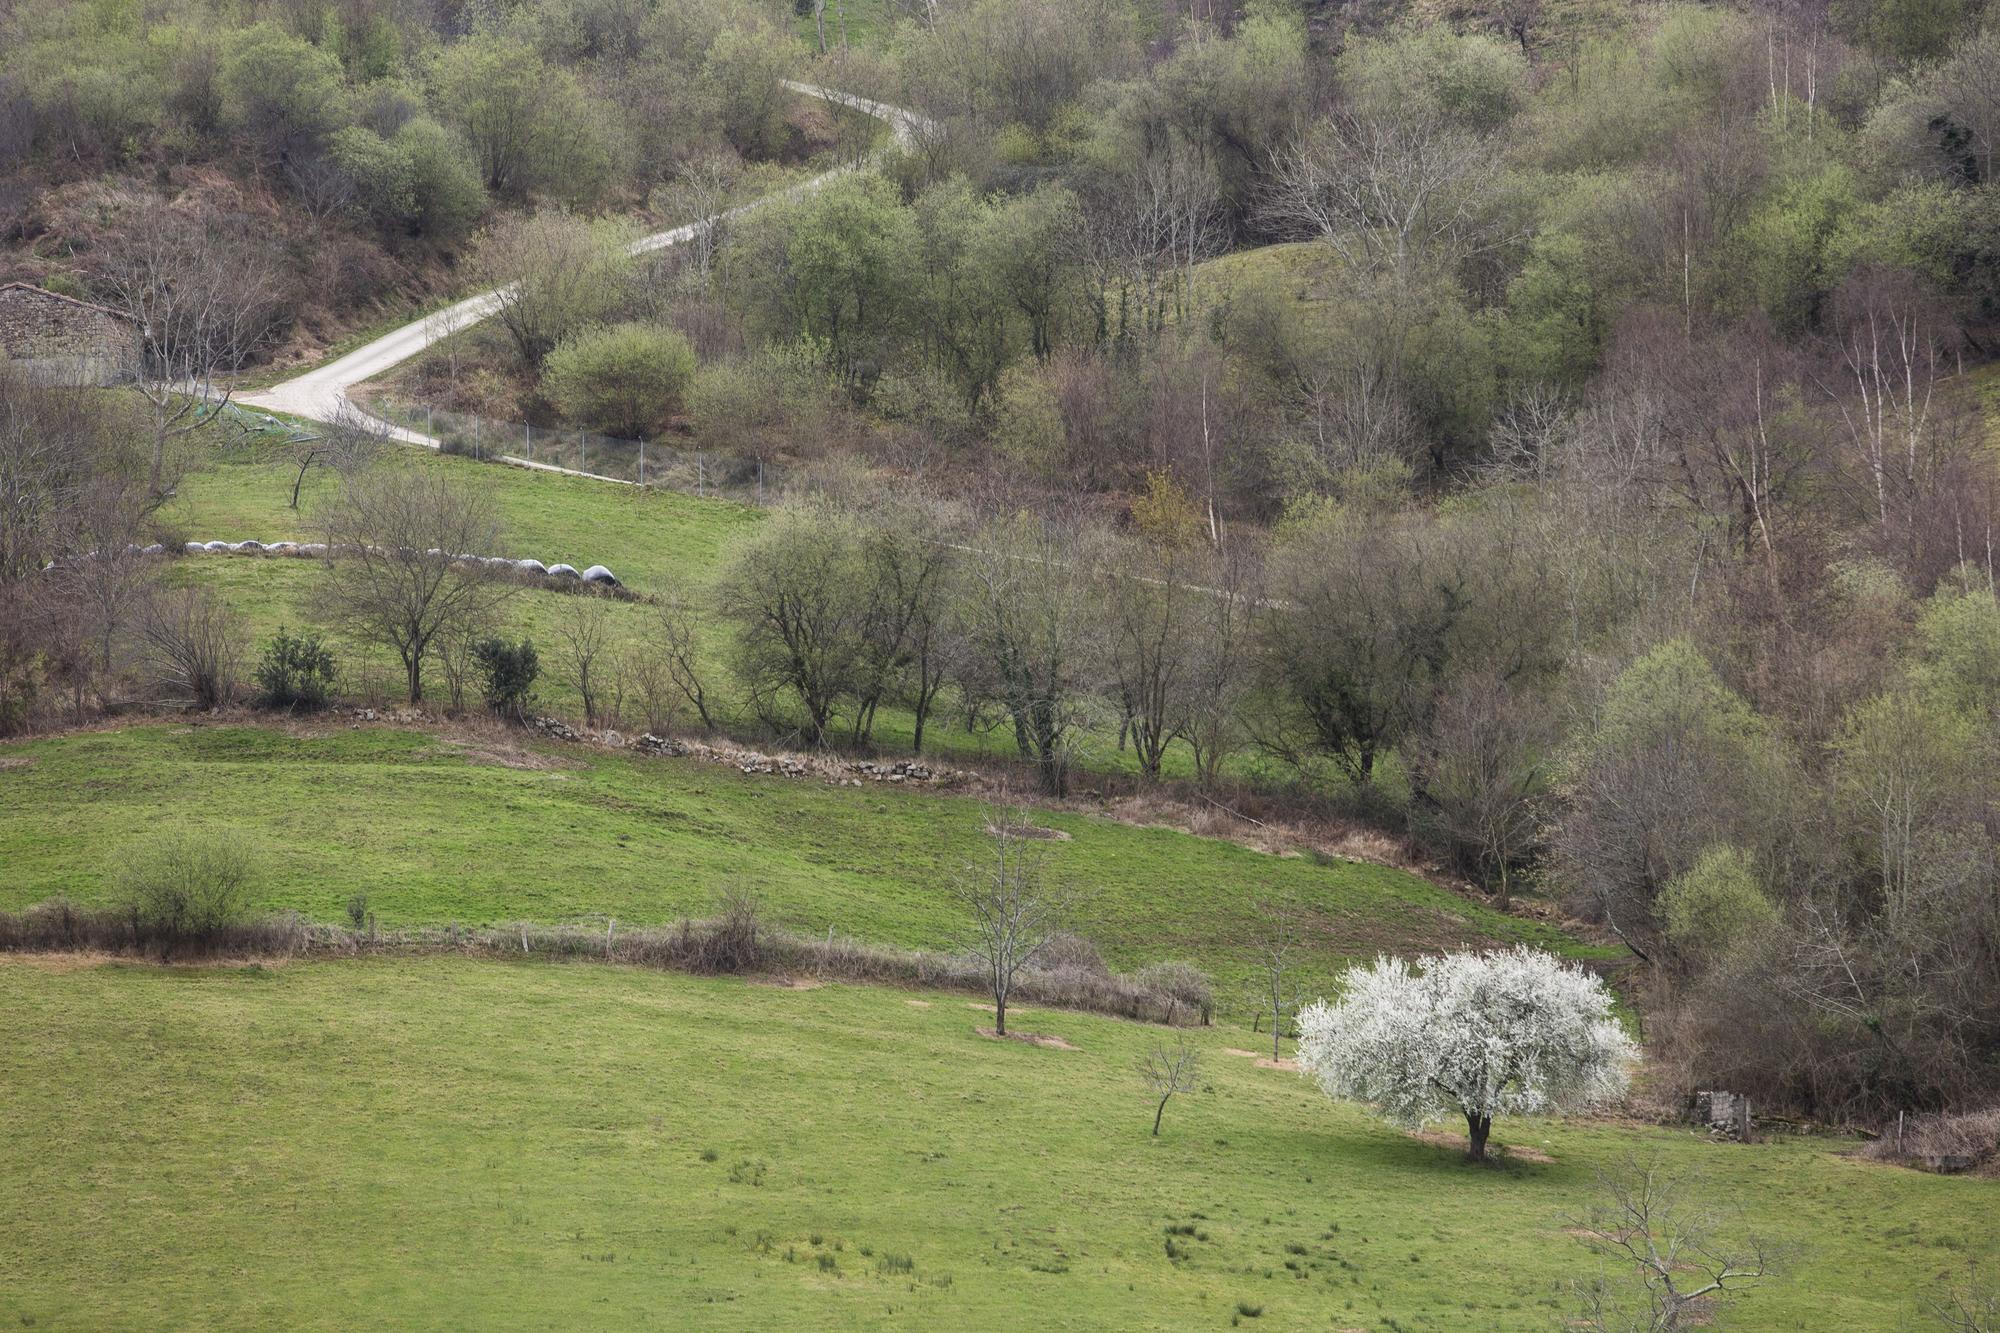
[6,0,2000,1325]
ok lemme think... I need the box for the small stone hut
[0,282,142,386]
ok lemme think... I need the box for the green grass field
[0,723,1590,1000]
[1,955,1988,1330]
[167,438,762,591]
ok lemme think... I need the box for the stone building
[0,282,142,386]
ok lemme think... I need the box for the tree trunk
[993,988,1007,1037]
[405,654,423,705]
[1152,1096,1167,1136]
[1466,1112,1492,1162]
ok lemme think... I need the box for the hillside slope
[0,723,1594,998]
[1,956,1986,1329]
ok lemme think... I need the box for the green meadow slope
[1,957,1988,1330]
[0,723,1592,997]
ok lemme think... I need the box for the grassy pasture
[0,723,1590,999]
[0,956,1988,1330]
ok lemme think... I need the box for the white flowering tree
[1295,947,1634,1161]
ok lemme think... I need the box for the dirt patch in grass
[0,951,293,974]
[905,999,931,1008]
[974,1026,1078,1051]
[748,975,825,990]
[0,756,34,771]
[1410,1130,1556,1164]
[1256,1057,1300,1072]
[984,821,1070,841]
[1222,1048,1260,1058]
[430,735,581,772]
[0,950,120,972]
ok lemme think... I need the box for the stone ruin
[1692,1090,1754,1142]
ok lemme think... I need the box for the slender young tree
[953,809,1072,1037]
[1140,1034,1201,1137]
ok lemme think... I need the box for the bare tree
[847,504,957,751]
[1183,538,1261,790]
[472,210,627,367]
[958,508,1108,796]
[314,466,511,705]
[1408,675,1553,907]
[284,404,386,510]
[1140,1033,1201,1137]
[654,582,717,732]
[652,151,744,290]
[0,371,109,583]
[1103,520,1199,785]
[953,809,1072,1037]
[434,620,482,717]
[1261,109,1508,283]
[138,585,242,711]
[1568,1159,1777,1332]
[1251,896,1303,1061]
[100,207,288,501]
[553,594,614,727]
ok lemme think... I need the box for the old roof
[0,281,135,324]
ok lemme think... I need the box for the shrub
[139,587,242,711]
[678,887,763,975]
[117,830,256,949]
[473,637,539,718]
[219,23,345,159]
[1131,961,1214,1026]
[1040,930,1109,977]
[541,322,697,439]
[1859,1107,2000,1174]
[0,649,41,737]
[255,628,337,710]
[332,117,485,242]
[1658,845,1779,967]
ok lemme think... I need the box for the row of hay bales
[177,540,621,587]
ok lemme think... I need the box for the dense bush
[254,628,337,710]
[330,117,485,241]
[473,637,539,718]
[117,830,257,953]
[541,322,696,438]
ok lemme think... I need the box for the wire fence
[367,395,782,505]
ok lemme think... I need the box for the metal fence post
[472,415,480,460]
[639,438,646,487]
[698,452,705,498]
[427,404,434,441]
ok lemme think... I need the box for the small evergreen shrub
[255,628,337,710]
[473,637,539,718]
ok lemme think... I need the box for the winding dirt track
[238,82,923,471]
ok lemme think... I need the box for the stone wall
[0,283,141,386]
